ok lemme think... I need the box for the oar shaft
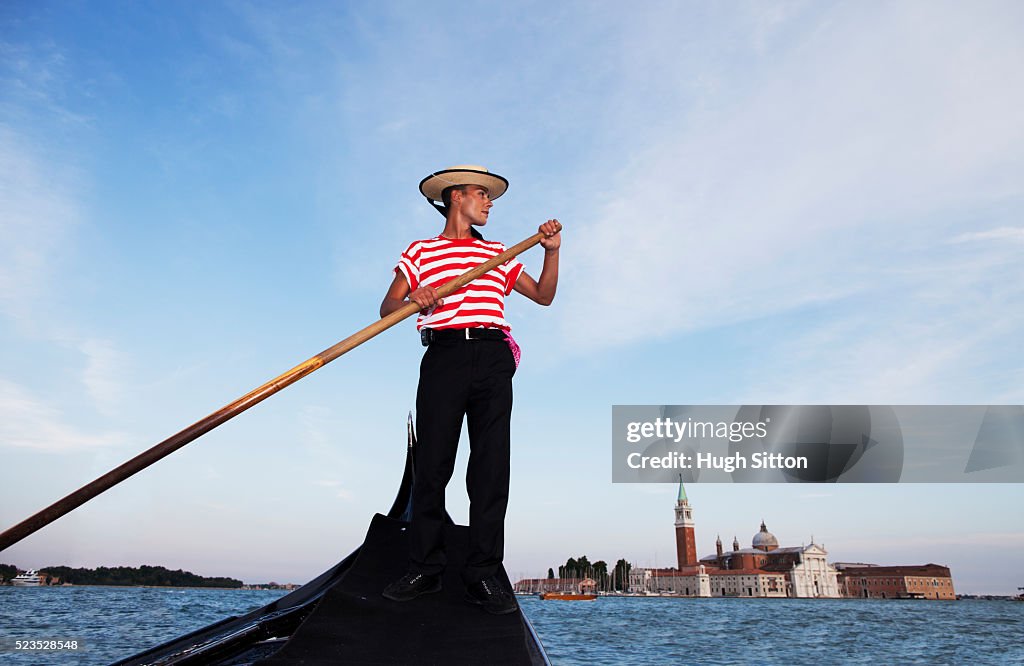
[0,229,554,552]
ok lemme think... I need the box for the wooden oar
[0,225,560,552]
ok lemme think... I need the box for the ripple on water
[1,589,1023,665]
[519,596,1024,666]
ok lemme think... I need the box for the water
[1,588,1021,665]
[0,586,288,665]
[521,596,1024,665]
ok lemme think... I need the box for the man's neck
[441,213,474,239]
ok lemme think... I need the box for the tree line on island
[0,563,243,588]
[549,556,632,591]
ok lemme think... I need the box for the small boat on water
[11,570,43,586]
[539,591,597,601]
[112,416,551,666]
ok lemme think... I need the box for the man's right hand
[409,286,443,312]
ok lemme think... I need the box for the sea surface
[0,587,1021,665]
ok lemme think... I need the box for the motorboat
[11,570,43,587]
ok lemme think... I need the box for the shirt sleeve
[396,243,419,291]
[503,257,524,296]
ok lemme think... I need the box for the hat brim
[419,168,508,202]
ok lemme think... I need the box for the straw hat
[418,165,509,202]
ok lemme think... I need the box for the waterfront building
[838,564,956,599]
[646,566,711,596]
[517,482,953,600]
[707,569,788,598]
[675,478,842,598]
[628,567,652,594]
[513,577,587,594]
[646,566,789,598]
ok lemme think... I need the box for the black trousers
[410,336,517,584]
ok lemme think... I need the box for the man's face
[453,185,492,226]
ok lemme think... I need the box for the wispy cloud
[0,37,91,328]
[0,38,92,130]
[75,338,128,416]
[298,405,339,453]
[312,479,352,500]
[0,379,125,452]
[950,227,1024,244]
[738,243,1024,403]
[1,38,139,443]
[529,2,1024,409]
[0,126,82,325]
[564,2,1024,354]
[835,531,1024,550]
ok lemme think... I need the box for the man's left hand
[539,219,561,252]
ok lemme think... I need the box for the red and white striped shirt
[396,236,525,331]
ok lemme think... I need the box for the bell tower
[674,475,697,569]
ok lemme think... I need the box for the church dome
[752,521,779,551]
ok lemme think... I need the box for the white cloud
[0,126,82,324]
[564,2,1024,352]
[0,39,91,130]
[311,479,352,500]
[0,36,94,325]
[950,227,1024,244]
[0,41,149,509]
[835,531,1024,550]
[76,338,128,416]
[0,379,125,452]
[0,130,131,415]
[298,405,337,453]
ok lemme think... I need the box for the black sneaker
[464,577,518,615]
[382,571,441,601]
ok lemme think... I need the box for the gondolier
[380,165,561,615]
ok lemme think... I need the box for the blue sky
[1,1,1022,594]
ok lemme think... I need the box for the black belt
[420,327,507,346]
